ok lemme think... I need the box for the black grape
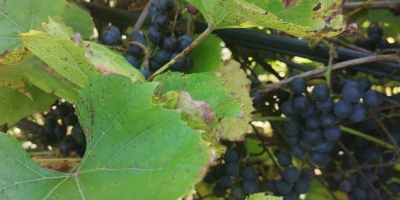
[300,169,314,181]
[163,37,179,52]
[300,106,316,119]
[44,117,58,133]
[187,3,199,15]
[213,185,226,197]
[54,125,67,141]
[148,2,158,18]
[250,91,262,106]
[155,0,174,13]
[275,179,292,194]
[60,135,81,157]
[356,78,371,91]
[367,26,383,45]
[299,139,313,151]
[224,163,239,176]
[309,151,330,166]
[288,71,300,77]
[305,117,320,131]
[317,97,334,112]
[140,69,152,79]
[281,100,297,117]
[315,139,334,153]
[377,167,392,182]
[294,178,310,193]
[63,113,78,126]
[290,78,307,95]
[149,58,162,71]
[283,191,300,200]
[311,84,330,102]
[152,12,169,30]
[339,180,352,193]
[365,148,382,163]
[353,187,367,200]
[153,49,171,65]
[388,182,400,194]
[283,167,300,183]
[363,90,383,108]
[100,26,120,45]
[287,136,299,146]
[183,56,193,71]
[148,26,164,44]
[290,145,305,158]
[320,113,336,128]
[129,30,147,53]
[355,137,370,148]
[242,167,257,181]
[282,119,300,136]
[277,152,292,167]
[303,129,322,145]
[170,53,187,71]
[178,35,193,51]
[377,40,391,50]
[348,104,367,122]
[341,81,363,103]
[223,149,238,163]
[54,104,70,118]
[354,39,376,51]
[242,181,258,196]
[71,123,86,146]
[292,96,310,113]
[251,79,261,89]
[218,175,233,189]
[76,147,86,158]
[333,100,353,120]
[124,54,140,69]
[322,125,341,141]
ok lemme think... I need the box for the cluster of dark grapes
[43,100,85,157]
[99,0,195,79]
[354,26,399,51]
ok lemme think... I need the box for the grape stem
[33,158,81,163]
[128,41,149,70]
[324,38,374,54]
[148,24,214,81]
[346,0,375,17]
[324,42,334,88]
[132,0,155,31]
[260,54,400,93]
[339,126,396,150]
[306,160,339,200]
[371,114,400,150]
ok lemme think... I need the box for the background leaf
[187,0,347,37]
[0,0,66,53]
[187,34,222,73]
[0,74,211,199]
[246,193,282,200]
[57,2,95,39]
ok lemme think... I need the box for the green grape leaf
[246,193,283,200]
[20,19,99,88]
[0,65,30,97]
[0,83,57,124]
[0,46,33,66]
[187,0,350,37]
[187,34,222,73]
[159,91,217,131]
[216,60,253,140]
[57,2,95,39]
[0,74,211,199]
[85,42,145,82]
[0,0,66,53]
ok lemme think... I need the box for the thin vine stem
[133,0,155,31]
[371,114,400,150]
[339,126,396,150]
[148,24,214,80]
[34,158,81,163]
[346,0,374,17]
[128,41,149,70]
[251,116,290,122]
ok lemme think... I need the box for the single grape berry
[250,91,262,106]
[187,3,199,14]
[333,100,353,120]
[348,104,367,122]
[148,26,164,44]
[71,123,86,146]
[140,69,152,79]
[317,97,334,112]
[367,26,383,45]
[320,113,336,128]
[218,175,233,189]
[283,191,300,200]
[170,53,187,71]
[303,130,323,145]
[342,81,363,103]
[295,178,310,194]
[353,187,367,200]
[363,90,383,108]
[124,54,140,69]
[242,167,257,181]
[54,125,67,141]
[291,145,305,158]
[309,151,330,166]
[251,79,261,89]
[283,167,300,183]
[322,125,341,141]
[63,113,78,126]
[44,117,58,133]
[388,182,400,194]
[277,152,292,167]
[243,181,258,196]
[283,119,300,136]
[365,148,382,163]
[312,84,330,102]
[163,37,179,52]
[149,58,162,71]
[213,185,226,197]
[100,26,120,45]
[315,139,334,153]
[224,163,239,176]
[292,97,310,113]
[183,56,193,71]
[223,149,237,163]
[357,78,372,91]
[299,139,313,152]
[152,12,169,30]
[60,135,81,157]
[290,78,307,95]
[148,3,158,18]
[129,31,147,53]
[305,117,320,131]
[339,180,352,193]
[281,100,297,117]
[300,106,317,119]
[275,179,292,195]
[54,104,70,117]
[300,169,314,181]
[178,35,193,51]
[153,49,171,65]
[155,0,174,13]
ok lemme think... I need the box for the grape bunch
[354,26,398,52]
[43,100,86,158]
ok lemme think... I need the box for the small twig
[133,0,155,31]
[346,0,374,17]
[371,114,400,150]
[251,124,283,177]
[306,160,339,200]
[261,54,400,93]
[372,103,400,112]
[336,141,383,200]
[343,1,400,10]
[128,41,149,70]
[325,38,374,54]
[148,24,214,80]
[340,126,396,150]
[324,42,334,88]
